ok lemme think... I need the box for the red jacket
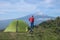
[29,17,34,23]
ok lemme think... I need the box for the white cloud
[35,10,43,15]
[15,2,36,12]
[44,0,52,4]
[44,0,54,8]
[37,18,51,21]
[0,0,55,14]
[0,0,37,14]
[36,0,54,8]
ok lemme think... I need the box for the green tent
[4,20,28,32]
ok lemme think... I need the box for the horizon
[0,0,60,20]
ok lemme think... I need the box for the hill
[17,13,54,26]
[0,17,60,40]
[39,17,60,30]
[38,17,60,40]
[0,13,54,31]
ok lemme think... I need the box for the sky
[0,0,60,20]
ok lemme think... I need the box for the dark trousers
[31,22,34,29]
[30,22,34,32]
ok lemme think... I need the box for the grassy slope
[0,32,16,40]
[0,26,59,40]
[0,17,60,40]
[16,17,60,40]
[38,17,60,40]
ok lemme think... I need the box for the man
[29,16,34,32]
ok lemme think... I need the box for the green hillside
[38,17,60,40]
[4,20,28,32]
[1,17,60,40]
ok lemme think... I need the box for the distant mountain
[0,19,13,30]
[0,13,55,31]
[39,17,60,28]
[17,14,55,26]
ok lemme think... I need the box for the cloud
[0,0,55,14]
[0,0,60,20]
[34,9,43,15]
[0,0,38,20]
[44,0,52,4]
[15,2,36,12]
[0,0,37,14]
[0,0,20,3]
[37,18,51,21]
[40,0,54,8]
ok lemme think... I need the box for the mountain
[0,17,60,40]
[0,13,54,31]
[37,17,60,40]
[17,13,54,26]
[0,19,14,30]
[39,17,60,28]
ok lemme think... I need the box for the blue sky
[0,0,60,20]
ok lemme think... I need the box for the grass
[0,26,60,40]
[1,18,60,40]
[0,32,16,40]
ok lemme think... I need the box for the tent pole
[16,20,18,32]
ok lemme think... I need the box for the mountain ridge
[0,13,55,30]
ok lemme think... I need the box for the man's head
[32,16,33,17]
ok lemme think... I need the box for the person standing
[29,16,34,32]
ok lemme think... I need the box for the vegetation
[39,17,60,40]
[0,17,60,40]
